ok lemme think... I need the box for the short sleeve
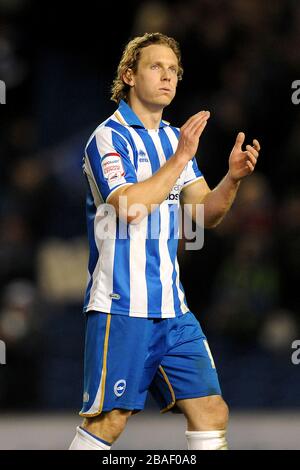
[183,157,203,188]
[83,126,137,202]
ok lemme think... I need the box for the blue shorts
[79,311,222,417]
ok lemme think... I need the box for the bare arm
[181,132,261,228]
[108,110,210,224]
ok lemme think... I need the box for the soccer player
[69,32,260,450]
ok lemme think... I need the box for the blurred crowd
[0,0,299,411]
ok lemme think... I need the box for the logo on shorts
[109,292,121,300]
[114,379,126,397]
[83,392,89,403]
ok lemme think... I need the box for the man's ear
[123,68,134,87]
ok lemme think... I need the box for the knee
[184,396,229,431]
[102,409,132,435]
[204,396,229,429]
[82,409,132,442]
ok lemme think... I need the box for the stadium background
[0,0,299,449]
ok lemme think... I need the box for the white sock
[185,430,228,450]
[69,426,112,450]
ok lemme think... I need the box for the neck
[127,96,163,130]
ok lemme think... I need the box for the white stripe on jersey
[85,129,116,312]
[84,158,103,206]
[148,131,176,317]
[84,119,108,150]
[175,258,189,314]
[87,227,115,313]
[163,126,179,153]
[109,114,135,166]
[83,160,104,311]
[159,202,176,318]
[148,129,166,166]
[128,218,148,317]
[125,126,153,182]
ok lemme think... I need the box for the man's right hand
[108,111,210,224]
[175,110,210,163]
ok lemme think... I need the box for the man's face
[127,44,179,109]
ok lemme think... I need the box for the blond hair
[111,32,183,104]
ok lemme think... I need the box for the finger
[181,111,208,130]
[183,113,209,136]
[180,116,208,141]
[246,160,255,172]
[188,110,210,127]
[190,112,210,134]
[234,132,245,150]
[253,139,261,152]
[246,145,258,159]
[246,151,257,167]
[193,119,208,138]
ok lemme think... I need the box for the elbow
[204,215,223,229]
[204,220,218,229]
[127,215,145,225]
[117,211,137,225]
[118,209,147,225]
[205,221,220,229]
[125,202,149,225]
[203,205,228,229]
[113,193,150,225]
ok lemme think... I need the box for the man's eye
[151,64,159,69]
[170,68,177,74]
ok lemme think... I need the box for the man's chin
[154,96,174,108]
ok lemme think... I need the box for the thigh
[149,312,222,413]
[80,312,158,417]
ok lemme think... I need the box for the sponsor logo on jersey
[166,183,182,202]
[114,379,126,397]
[101,152,125,182]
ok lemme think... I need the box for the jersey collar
[116,100,170,129]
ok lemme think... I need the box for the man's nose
[161,69,171,80]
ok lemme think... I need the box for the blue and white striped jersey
[83,100,203,318]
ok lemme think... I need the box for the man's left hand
[228,132,261,182]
